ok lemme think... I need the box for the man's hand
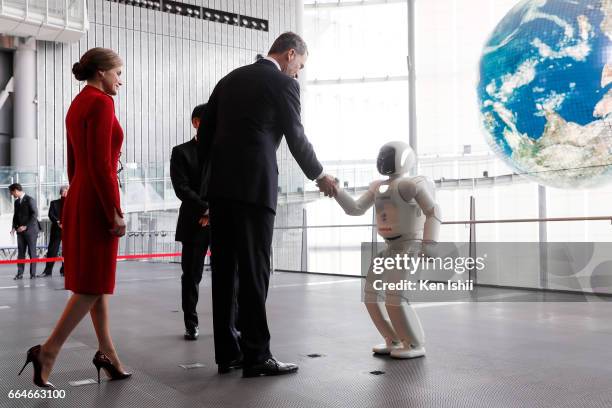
[16,226,27,233]
[10,229,15,236]
[58,222,62,229]
[316,174,339,198]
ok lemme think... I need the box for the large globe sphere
[478,0,612,188]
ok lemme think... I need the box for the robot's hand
[420,240,438,259]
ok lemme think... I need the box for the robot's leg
[383,246,426,359]
[364,253,402,354]
[385,301,426,359]
[364,300,403,354]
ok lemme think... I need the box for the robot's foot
[390,346,426,359]
[372,340,403,355]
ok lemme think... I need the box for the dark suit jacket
[171,138,209,243]
[197,59,323,212]
[12,195,40,236]
[48,198,63,237]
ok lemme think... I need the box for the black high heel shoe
[92,351,132,383]
[18,345,55,389]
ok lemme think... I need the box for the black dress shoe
[37,273,52,278]
[13,274,23,280]
[217,358,243,374]
[30,275,36,279]
[184,327,199,341]
[242,358,298,378]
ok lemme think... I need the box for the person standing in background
[39,185,68,277]
[170,104,211,341]
[9,183,40,280]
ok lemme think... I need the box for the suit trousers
[17,232,38,277]
[209,199,274,365]
[181,229,210,330]
[43,228,63,275]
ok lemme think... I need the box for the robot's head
[376,141,415,176]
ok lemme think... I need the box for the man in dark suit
[171,104,212,341]
[198,32,338,377]
[9,183,40,280]
[39,186,68,277]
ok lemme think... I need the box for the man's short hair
[59,185,69,195]
[192,103,207,121]
[8,183,22,192]
[268,32,308,56]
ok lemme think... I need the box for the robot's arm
[335,188,375,216]
[398,177,442,242]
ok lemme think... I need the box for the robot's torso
[371,176,431,242]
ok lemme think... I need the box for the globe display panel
[478,0,612,188]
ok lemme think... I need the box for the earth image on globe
[478,0,611,188]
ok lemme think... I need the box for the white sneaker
[390,346,426,359]
[372,340,403,355]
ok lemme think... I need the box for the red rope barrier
[0,257,64,265]
[0,252,213,265]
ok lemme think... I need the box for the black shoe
[217,358,243,374]
[92,351,132,383]
[18,345,55,389]
[184,327,199,341]
[242,358,298,378]
[13,274,23,280]
[37,272,52,278]
[30,275,36,279]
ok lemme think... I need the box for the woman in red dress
[19,48,131,388]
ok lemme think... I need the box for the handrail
[274,215,612,230]
[123,215,612,234]
[442,216,612,225]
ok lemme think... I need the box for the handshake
[316,174,339,198]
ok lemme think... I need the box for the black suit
[170,137,211,331]
[43,198,64,275]
[12,194,40,277]
[198,59,323,365]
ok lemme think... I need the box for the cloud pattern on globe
[478,0,612,188]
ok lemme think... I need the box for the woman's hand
[199,209,210,227]
[109,209,126,237]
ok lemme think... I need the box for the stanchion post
[300,208,308,272]
[468,196,477,284]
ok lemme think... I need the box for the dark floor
[1,261,612,408]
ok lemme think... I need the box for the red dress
[63,85,124,294]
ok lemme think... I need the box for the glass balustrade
[2,163,611,296]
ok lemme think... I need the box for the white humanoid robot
[334,141,441,359]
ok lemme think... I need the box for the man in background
[9,183,40,280]
[171,104,211,341]
[39,185,68,277]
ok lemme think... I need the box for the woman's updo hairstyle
[72,47,123,81]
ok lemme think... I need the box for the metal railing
[3,205,609,296]
[116,209,612,295]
